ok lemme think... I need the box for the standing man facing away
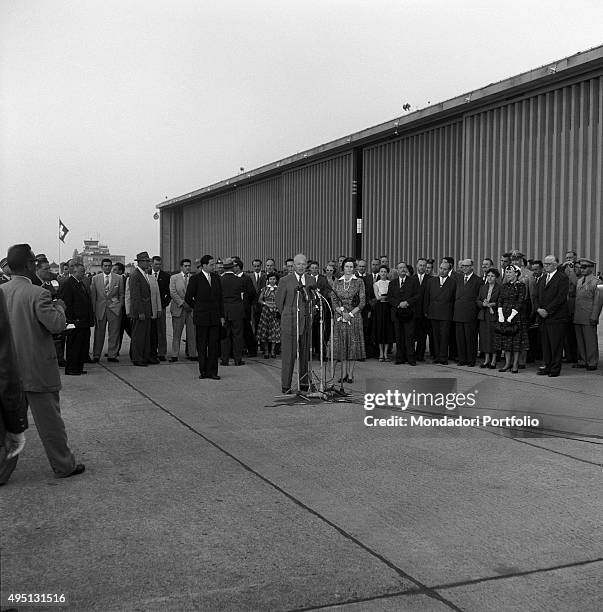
[185,255,224,380]
[0,244,84,478]
[276,253,317,393]
[90,258,124,363]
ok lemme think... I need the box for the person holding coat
[477,268,501,368]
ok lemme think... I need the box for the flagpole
[58,217,61,270]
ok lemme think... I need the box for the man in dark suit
[387,262,420,365]
[414,258,430,361]
[424,260,456,364]
[151,256,171,361]
[59,263,94,375]
[233,258,257,357]
[309,260,331,355]
[535,255,570,377]
[276,253,317,393]
[129,251,154,366]
[248,258,267,340]
[185,254,224,380]
[453,259,482,366]
[220,258,245,366]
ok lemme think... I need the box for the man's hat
[135,251,151,261]
[579,258,596,267]
[35,253,49,263]
[222,257,235,270]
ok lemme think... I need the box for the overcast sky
[1,0,601,264]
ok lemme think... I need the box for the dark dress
[256,285,281,343]
[330,277,366,360]
[477,282,501,353]
[494,281,529,352]
[372,280,394,344]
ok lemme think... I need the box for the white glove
[507,309,518,322]
[5,431,26,459]
[497,308,504,323]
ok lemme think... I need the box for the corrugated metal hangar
[157,45,603,271]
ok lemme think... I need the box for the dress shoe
[586,366,598,371]
[488,364,497,369]
[499,366,511,372]
[467,362,476,367]
[92,357,100,363]
[209,375,221,380]
[84,357,94,364]
[220,360,229,366]
[395,360,404,365]
[572,363,586,368]
[270,353,276,359]
[65,371,81,376]
[198,374,207,379]
[108,357,119,363]
[234,361,245,366]
[346,376,354,383]
[511,368,519,374]
[548,372,560,377]
[147,359,160,365]
[64,463,85,478]
[158,356,166,361]
[536,369,549,376]
[408,361,417,366]
[440,360,448,365]
[132,361,148,367]
[479,363,488,368]
[168,357,178,362]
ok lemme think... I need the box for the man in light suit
[276,253,317,393]
[0,244,84,478]
[572,258,603,371]
[535,255,570,377]
[90,258,124,363]
[169,258,197,361]
[129,251,153,366]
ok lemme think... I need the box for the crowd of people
[1,243,602,483]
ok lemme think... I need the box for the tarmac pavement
[1,333,602,611]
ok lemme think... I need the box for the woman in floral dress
[329,258,366,383]
[256,273,281,358]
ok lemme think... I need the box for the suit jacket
[153,270,171,309]
[169,273,190,317]
[129,268,153,318]
[148,273,162,318]
[185,271,223,326]
[248,271,267,297]
[221,272,245,321]
[424,275,456,321]
[0,290,28,433]
[573,275,603,324]
[387,275,420,320]
[453,274,482,322]
[275,273,317,335]
[534,271,570,323]
[1,276,66,392]
[238,273,257,319]
[90,272,124,320]
[415,273,430,319]
[59,276,94,328]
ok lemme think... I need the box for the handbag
[494,321,519,336]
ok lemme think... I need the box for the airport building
[157,45,603,272]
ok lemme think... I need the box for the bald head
[293,253,307,275]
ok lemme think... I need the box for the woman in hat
[495,265,529,373]
[256,272,281,358]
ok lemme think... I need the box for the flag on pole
[59,219,69,243]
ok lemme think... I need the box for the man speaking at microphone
[276,253,317,394]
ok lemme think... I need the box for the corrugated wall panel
[362,122,464,266]
[281,153,353,267]
[463,75,602,265]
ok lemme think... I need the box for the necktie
[184,274,189,288]
[464,275,468,284]
[104,275,110,292]
[154,272,158,279]
[546,273,551,285]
